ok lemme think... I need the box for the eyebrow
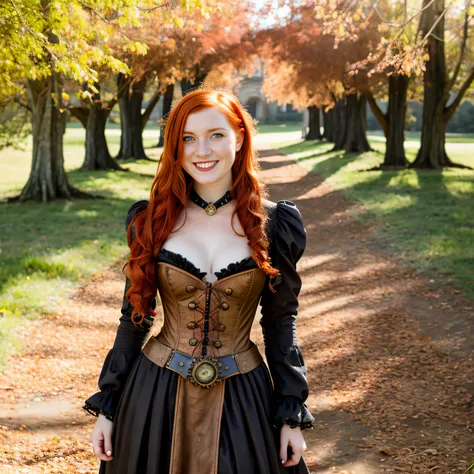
[183,127,227,134]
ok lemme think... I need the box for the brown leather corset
[153,262,267,357]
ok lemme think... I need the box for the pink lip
[193,161,218,172]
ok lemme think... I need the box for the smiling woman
[83,87,314,474]
[181,110,244,190]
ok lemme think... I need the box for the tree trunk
[322,107,335,142]
[343,93,372,153]
[305,106,322,140]
[180,70,207,95]
[156,83,175,148]
[181,78,195,95]
[411,0,455,168]
[14,74,90,203]
[82,104,120,170]
[383,74,409,167]
[71,82,120,171]
[117,74,148,160]
[333,99,347,150]
[141,89,161,132]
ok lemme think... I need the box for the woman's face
[181,107,244,187]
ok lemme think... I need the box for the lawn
[272,132,474,300]
[0,125,163,369]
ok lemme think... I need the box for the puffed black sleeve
[82,200,156,422]
[259,200,314,430]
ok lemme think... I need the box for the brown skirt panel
[169,377,225,474]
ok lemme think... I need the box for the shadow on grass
[0,166,155,304]
[298,147,474,298]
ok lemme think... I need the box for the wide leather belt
[142,336,263,389]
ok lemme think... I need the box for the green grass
[273,133,474,300]
[0,125,164,370]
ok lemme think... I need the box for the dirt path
[1,143,473,473]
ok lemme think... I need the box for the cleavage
[158,247,256,284]
[162,205,252,282]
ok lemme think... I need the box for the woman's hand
[280,424,307,467]
[91,414,114,461]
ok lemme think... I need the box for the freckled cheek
[213,142,234,157]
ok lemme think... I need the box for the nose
[196,139,212,158]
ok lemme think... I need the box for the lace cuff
[273,397,315,430]
[82,389,115,422]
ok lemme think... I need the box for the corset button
[221,302,230,310]
[189,337,198,346]
[214,340,222,348]
[224,288,233,295]
[186,285,195,293]
[187,321,197,330]
[188,302,196,310]
[217,324,226,332]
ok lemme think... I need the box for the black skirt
[99,351,310,474]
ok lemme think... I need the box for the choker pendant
[205,203,217,216]
[189,187,232,216]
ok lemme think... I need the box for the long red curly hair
[122,86,280,327]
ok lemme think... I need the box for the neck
[192,176,232,203]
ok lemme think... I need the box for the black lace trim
[272,398,315,430]
[82,392,114,422]
[158,248,258,281]
[214,256,258,280]
[158,248,207,280]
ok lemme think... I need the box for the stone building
[232,59,303,125]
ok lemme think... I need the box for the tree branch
[14,97,32,112]
[69,106,89,128]
[444,65,474,123]
[446,5,469,93]
[106,97,118,111]
[141,88,161,131]
[364,88,388,137]
[421,4,449,43]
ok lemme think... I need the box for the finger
[104,432,113,458]
[92,435,113,461]
[287,447,303,467]
[279,429,290,464]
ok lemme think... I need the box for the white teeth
[195,161,217,169]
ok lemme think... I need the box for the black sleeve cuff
[273,396,315,430]
[82,390,115,422]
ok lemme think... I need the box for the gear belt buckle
[188,356,221,389]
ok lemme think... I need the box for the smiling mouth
[193,160,218,170]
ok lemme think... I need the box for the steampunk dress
[83,199,315,474]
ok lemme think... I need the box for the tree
[255,4,379,152]
[320,0,427,166]
[0,0,153,202]
[69,79,121,171]
[411,0,474,168]
[116,0,247,157]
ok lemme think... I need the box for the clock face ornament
[189,357,221,388]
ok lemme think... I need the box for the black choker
[189,188,232,216]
